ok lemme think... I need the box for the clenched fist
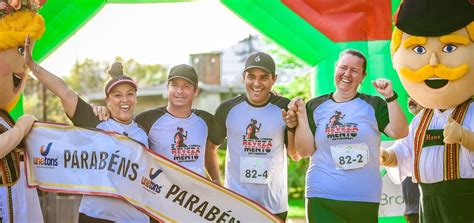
[444,117,474,151]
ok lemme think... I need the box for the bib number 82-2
[245,169,268,179]
[338,154,363,165]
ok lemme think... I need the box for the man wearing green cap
[381,0,474,222]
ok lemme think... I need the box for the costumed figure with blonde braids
[0,0,45,222]
[381,0,474,222]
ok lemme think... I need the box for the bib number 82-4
[245,169,268,179]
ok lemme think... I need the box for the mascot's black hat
[395,0,474,36]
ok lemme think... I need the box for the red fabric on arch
[282,0,392,42]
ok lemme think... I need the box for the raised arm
[0,115,35,158]
[372,79,408,138]
[24,36,78,118]
[282,109,301,161]
[291,98,316,158]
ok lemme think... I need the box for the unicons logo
[40,143,52,156]
[141,168,164,194]
[149,168,163,179]
[34,142,59,168]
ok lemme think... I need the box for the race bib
[239,157,272,184]
[330,143,369,170]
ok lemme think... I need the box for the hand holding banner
[25,122,281,223]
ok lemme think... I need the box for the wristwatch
[385,91,398,103]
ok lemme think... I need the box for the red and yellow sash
[0,110,21,186]
[414,100,470,182]
[0,110,23,223]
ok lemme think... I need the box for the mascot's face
[393,27,474,109]
[0,46,27,111]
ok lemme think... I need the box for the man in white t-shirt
[215,52,300,221]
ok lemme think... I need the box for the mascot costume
[381,0,474,222]
[0,0,45,222]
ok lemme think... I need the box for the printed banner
[24,122,280,223]
[378,141,404,218]
[378,168,404,217]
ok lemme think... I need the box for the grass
[288,198,305,218]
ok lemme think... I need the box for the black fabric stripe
[194,109,220,146]
[135,106,167,134]
[306,94,331,135]
[215,94,246,145]
[358,93,389,134]
[69,97,101,128]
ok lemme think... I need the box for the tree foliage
[115,57,168,88]
[24,58,168,123]
[64,57,168,95]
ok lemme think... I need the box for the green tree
[24,58,168,123]
[23,77,71,124]
[116,57,168,87]
[65,58,107,94]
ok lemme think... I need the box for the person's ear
[104,97,111,110]
[194,86,200,97]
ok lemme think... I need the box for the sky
[40,2,259,76]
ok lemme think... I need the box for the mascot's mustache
[400,64,468,82]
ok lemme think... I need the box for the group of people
[0,0,472,222]
[8,34,474,223]
[19,31,474,223]
[23,36,304,221]
[24,37,416,222]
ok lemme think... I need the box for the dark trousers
[405,213,419,223]
[419,178,474,223]
[78,213,113,223]
[306,197,379,223]
[79,213,157,223]
[275,211,288,222]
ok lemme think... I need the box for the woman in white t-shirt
[25,37,150,223]
[289,49,408,222]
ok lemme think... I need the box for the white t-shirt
[389,103,474,183]
[305,93,389,203]
[71,97,149,222]
[215,94,290,214]
[135,107,220,177]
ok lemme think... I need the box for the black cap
[395,0,474,36]
[243,52,276,75]
[168,64,198,86]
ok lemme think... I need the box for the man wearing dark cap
[381,0,474,222]
[214,52,300,221]
[135,64,222,185]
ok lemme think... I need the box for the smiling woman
[291,49,408,223]
[103,62,138,125]
[24,39,153,222]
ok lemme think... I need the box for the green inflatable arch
[10,1,407,222]
[13,0,409,123]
